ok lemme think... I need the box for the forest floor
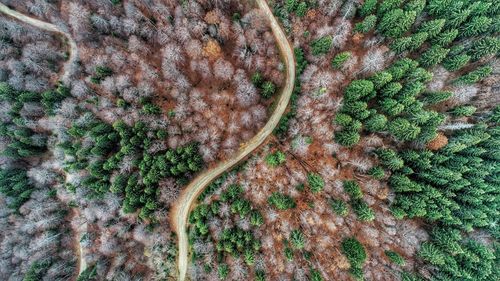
[0,2,78,82]
[170,0,296,280]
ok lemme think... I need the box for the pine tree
[290,229,305,249]
[308,173,324,193]
[344,80,375,101]
[365,113,388,132]
[418,45,449,68]
[355,15,377,33]
[443,53,470,71]
[460,16,493,38]
[330,198,349,216]
[331,52,351,69]
[468,36,500,61]
[378,9,417,38]
[359,0,377,17]
[343,180,363,199]
[369,71,393,89]
[418,19,445,38]
[432,29,458,46]
[335,129,360,147]
[450,105,476,117]
[390,36,413,54]
[385,250,406,266]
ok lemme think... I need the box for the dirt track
[170,0,296,280]
[0,2,78,82]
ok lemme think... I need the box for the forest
[0,0,498,281]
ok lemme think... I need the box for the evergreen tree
[443,53,470,71]
[378,9,417,38]
[355,15,377,33]
[359,0,377,17]
[418,45,449,68]
[418,19,446,38]
[307,173,324,193]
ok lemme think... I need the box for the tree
[351,199,375,221]
[365,113,388,132]
[355,15,377,33]
[335,129,360,147]
[443,53,470,71]
[460,16,492,38]
[368,166,385,179]
[450,105,476,117]
[432,29,458,46]
[343,180,362,199]
[265,151,286,167]
[331,52,351,69]
[341,237,367,267]
[453,66,492,85]
[310,36,332,56]
[379,98,404,116]
[418,242,445,265]
[422,91,453,105]
[418,19,445,38]
[408,32,429,51]
[369,71,393,90]
[385,250,406,266]
[290,229,305,249]
[390,36,412,54]
[330,198,349,216]
[307,173,324,193]
[468,37,500,61]
[377,9,417,38]
[418,45,449,68]
[261,81,276,98]
[344,80,374,101]
[388,118,421,141]
[218,264,229,280]
[376,149,404,170]
[268,192,296,210]
[359,0,377,17]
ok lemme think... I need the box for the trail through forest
[171,0,296,280]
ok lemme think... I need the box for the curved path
[171,0,296,280]
[0,2,78,82]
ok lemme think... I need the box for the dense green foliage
[265,150,286,167]
[385,250,406,266]
[307,172,324,193]
[61,116,203,221]
[310,36,332,55]
[0,169,35,211]
[341,237,367,280]
[268,192,296,210]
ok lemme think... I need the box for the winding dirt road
[171,0,296,280]
[0,2,78,82]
